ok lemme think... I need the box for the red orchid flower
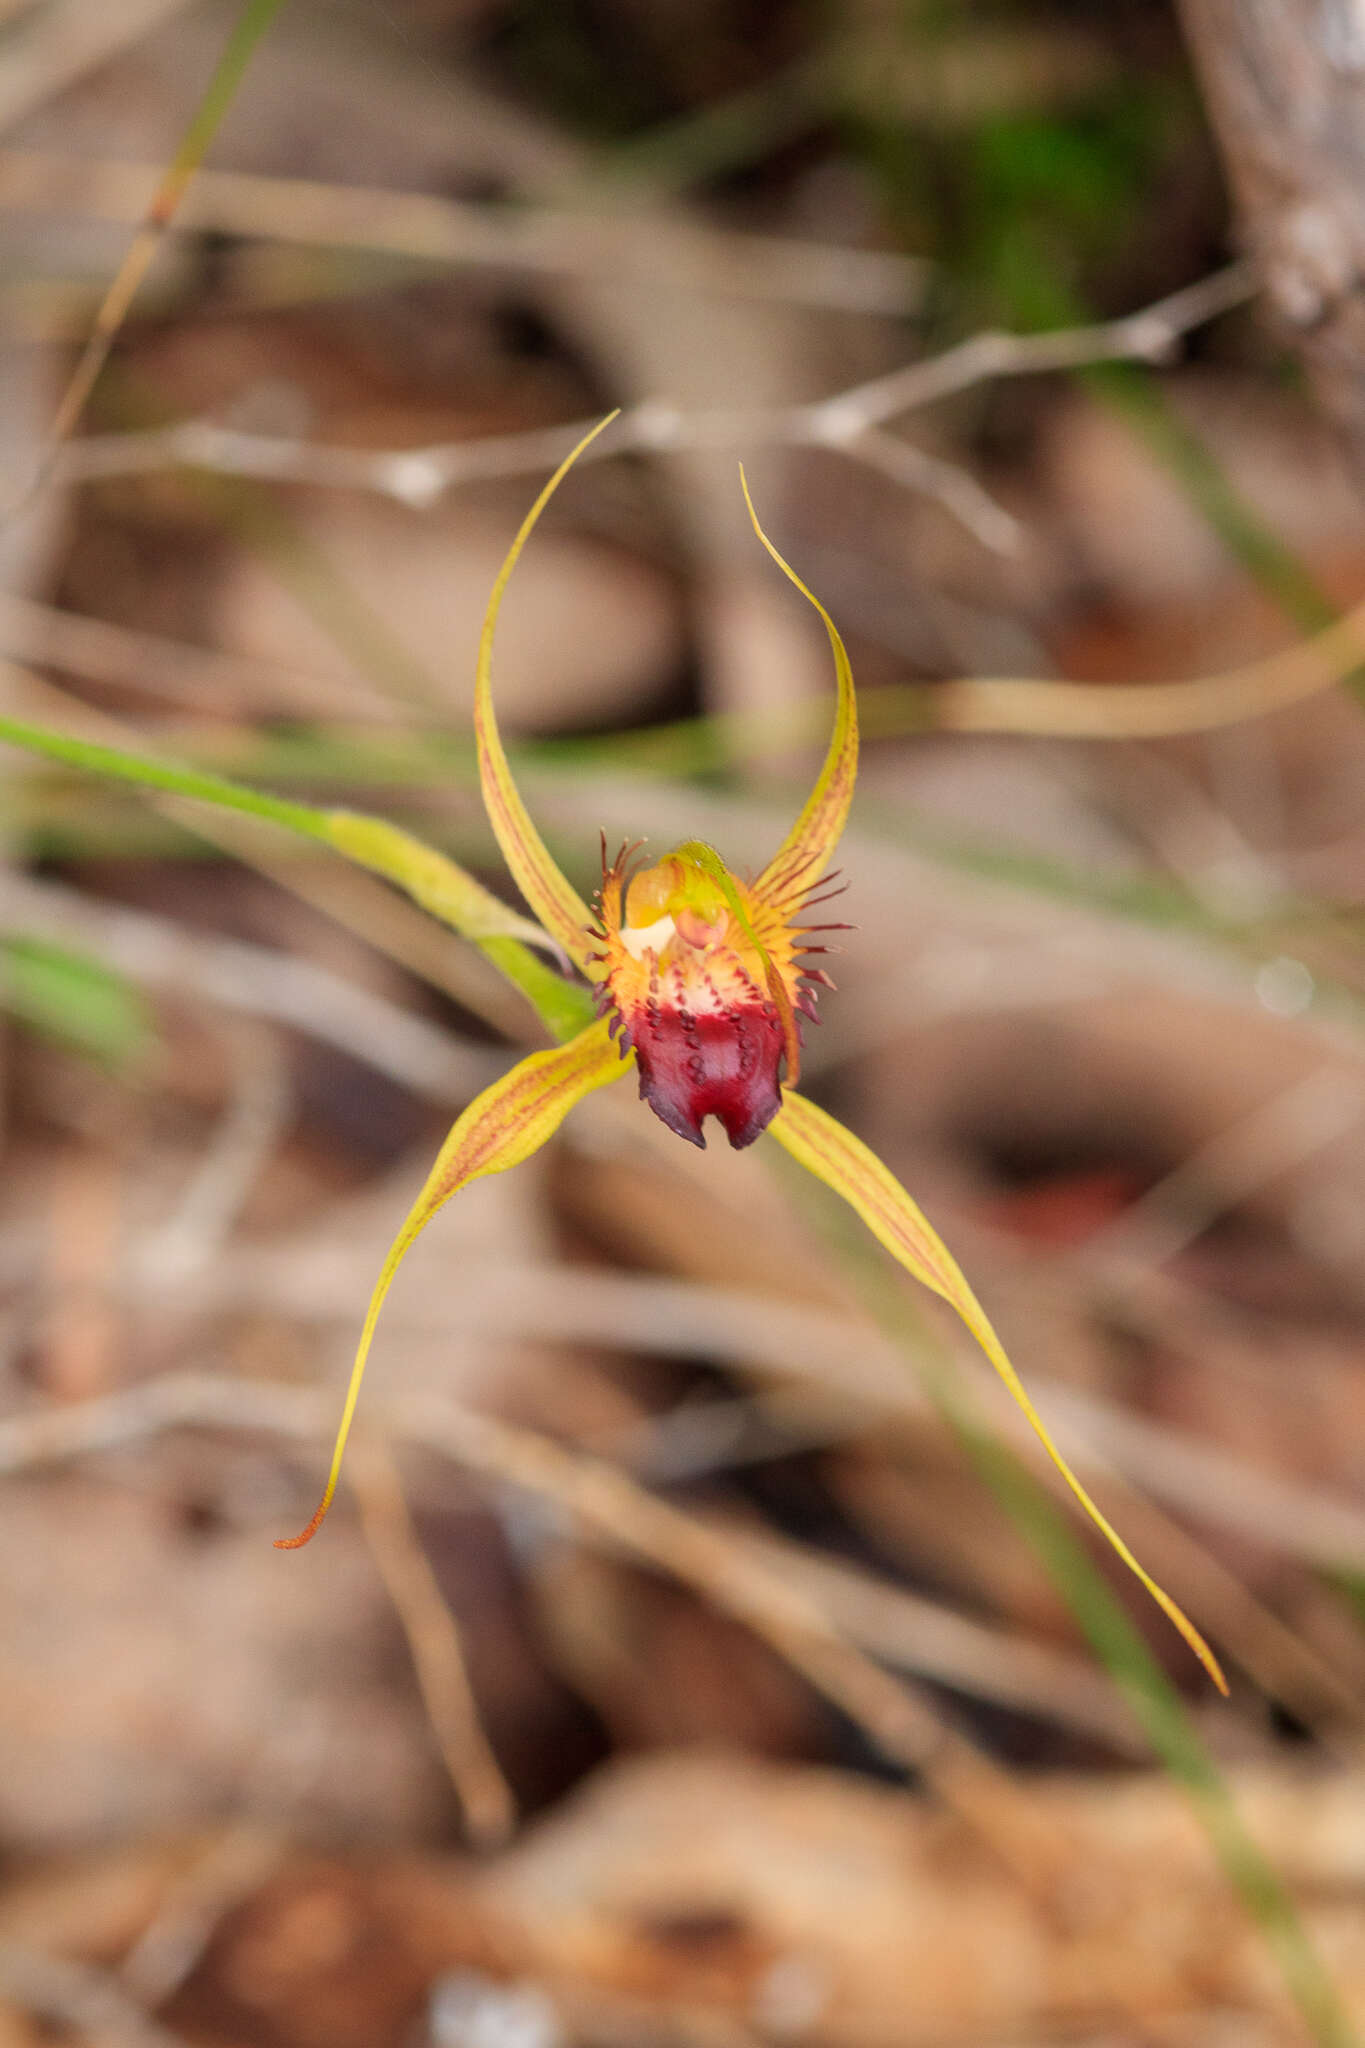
[277,417,1226,1696]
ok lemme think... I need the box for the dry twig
[0,591,408,724]
[51,1226,1365,1586]
[0,1370,1088,1886]
[936,596,1365,738]
[0,870,502,1105]
[0,1941,188,2048]
[0,0,196,133]
[0,146,931,316]
[351,1440,517,1850]
[30,260,1254,557]
[117,1828,285,2011]
[4,4,286,515]
[13,211,1333,736]
[133,1017,291,1286]
[715,1522,1149,1755]
[1087,1067,1365,1274]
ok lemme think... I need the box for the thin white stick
[44,264,1257,556]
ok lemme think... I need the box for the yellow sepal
[277,1016,627,1547]
[768,1089,1228,1694]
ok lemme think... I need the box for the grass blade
[0,710,592,1041]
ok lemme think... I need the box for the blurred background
[5,0,1365,2042]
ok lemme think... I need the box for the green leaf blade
[1,935,151,1068]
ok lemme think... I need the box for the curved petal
[475,415,619,975]
[740,472,859,908]
[277,1016,627,1548]
[768,1090,1228,1694]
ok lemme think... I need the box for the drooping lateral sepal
[767,1089,1228,1694]
[276,1016,626,1548]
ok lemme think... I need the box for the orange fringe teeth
[276,414,1227,1698]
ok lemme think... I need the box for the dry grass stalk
[0,1369,1085,1894]
[350,1441,516,1851]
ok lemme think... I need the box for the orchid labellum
[277,417,1226,1696]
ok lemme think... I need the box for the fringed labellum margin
[590,837,842,1149]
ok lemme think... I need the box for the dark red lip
[631,999,786,1149]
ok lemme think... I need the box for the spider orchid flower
[277,417,1226,1696]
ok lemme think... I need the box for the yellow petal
[475,415,619,974]
[768,1090,1228,1694]
[277,1016,626,1547]
[739,472,859,907]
